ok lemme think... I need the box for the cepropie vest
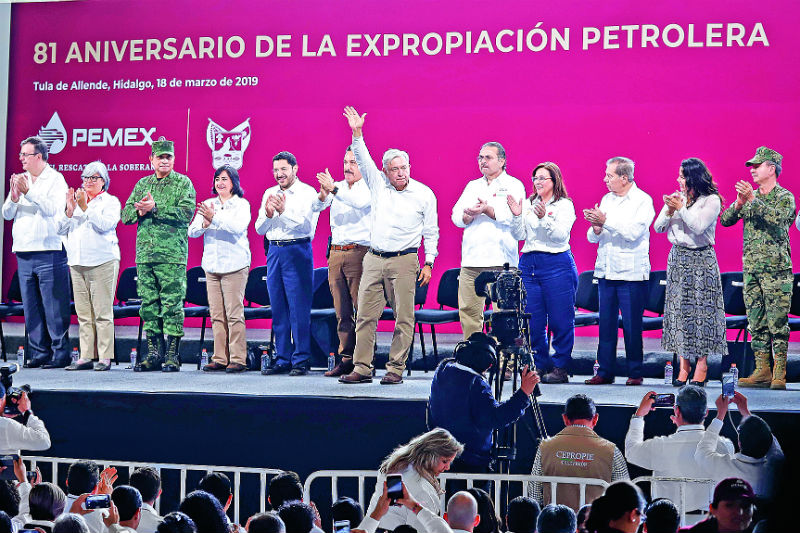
[539,425,616,510]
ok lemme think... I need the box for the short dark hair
[212,165,245,197]
[21,136,49,162]
[738,415,773,459]
[537,504,577,533]
[29,482,67,520]
[179,491,228,533]
[67,460,100,495]
[157,512,197,533]
[273,151,297,168]
[53,514,89,533]
[268,472,303,510]
[676,385,707,424]
[564,394,596,422]
[130,467,161,503]
[644,498,679,533]
[0,510,12,533]
[0,480,20,517]
[277,502,314,533]
[331,497,363,530]
[506,496,540,533]
[198,472,232,508]
[247,512,285,533]
[392,526,417,533]
[112,486,142,522]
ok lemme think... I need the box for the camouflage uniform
[720,147,794,389]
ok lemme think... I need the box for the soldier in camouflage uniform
[720,146,794,390]
[122,137,196,372]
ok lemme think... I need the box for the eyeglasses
[477,155,496,162]
[533,176,551,182]
[387,165,409,173]
[19,152,37,158]
[81,175,103,182]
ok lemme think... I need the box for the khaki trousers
[328,245,368,357]
[458,266,499,340]
[352,252,419,376]
[205,266,249,365]
[70,260,119,361]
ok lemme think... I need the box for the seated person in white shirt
[20,482,67,533]
[625,385,734,513]
[54,513,91,533]
[63,461,115,533]
[198,473,232,513]
[0,386,51,456]
[129,467,162,533]
[104,486,142,533]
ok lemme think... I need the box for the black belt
[369,247,418,258]
[270,237,311,247]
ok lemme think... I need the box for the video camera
[474,264,532,363]
[0,364,31,417]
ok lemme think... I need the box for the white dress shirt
[254,180,319,240]
[512,197,576,254]
[653,194,720,248]
[587,183,655,281]
[625,417,734,511]
[0,414,51,455]
[451,172,526,267]
[63,494,109,533]
[188,195,252,274]
[135,503,162,533]
[56,192,121,267]
[311,179,371,246]
[351,136,439,264]
[2,164,68,252]
[361,467,441,533]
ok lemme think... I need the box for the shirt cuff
[358,516,380,533]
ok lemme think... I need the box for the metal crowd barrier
[631,475,716,526]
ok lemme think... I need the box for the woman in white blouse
[57,161,121,371]
[654,158,726,386]
[188,165,251,373]
[508,162,577,384]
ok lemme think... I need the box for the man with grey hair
[443,491,480,533]
[2,136,71,368]
[583,156,654,385]
[339,106,438,385]
[451,142,525,340]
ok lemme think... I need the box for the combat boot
[738,351,772,388]
[162,335,182,372]
[135,333,164,372]
[770,353,787,390]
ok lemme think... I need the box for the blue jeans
[597,278,647,379]
[519,251,578,372]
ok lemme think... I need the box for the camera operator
[0,373,50,455]
[428,332,540,473]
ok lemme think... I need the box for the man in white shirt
[338,106,439,385]
[451,142,525,339]
[129,467,162,533]
[0,386,50,455]
[63,460,114,533]
[2,136,71,368]
[312,147,371,377]
[625,386,734,514]
[583,157,655,386]
[255,152,320,376]
[105,485,143,533]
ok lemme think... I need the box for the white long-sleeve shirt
[587,183,655,281]
[512,197,576,254]
[351,136,439,264]
[254,179,319,240]
[311,179,371,246]
[653,194,720,248]
[2,164,68,252]
[0,414,51,455]
[451,172,525,267]
[188,195,252,274]
[56,192,121,267]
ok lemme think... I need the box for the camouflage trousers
[137,262,187,337]
[743,269,792,357]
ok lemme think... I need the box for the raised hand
[533,200,546,219]
[507,195,523,216]
[9,175,21,202]
[273,193,286,214]
[734,180,755,207]
[317,168,335,193]
[264,195,276,218]
[15,174,29,195]
[197,201,215,226]
[76,188,88,211]
[343,106,367,135]
[65,188,77,217]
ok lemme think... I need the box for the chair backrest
[436,268,461,309]
[116,267,139,303]
[791,272,800,316]
[244,266,270,307]
[7,271,22,303]
[414,279,429,307]
[575,270,599,312]
[185,266,209,307]
[312,267,334,309]
[720,271,746,316]
[645,270,667,315]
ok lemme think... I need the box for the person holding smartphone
[0,385,50,457]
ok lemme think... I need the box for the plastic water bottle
[327,352,336,372]
[71,347,80,365]
[730,364,738,389]
[260,350,271,374]
[664,361,673,385]
[17,346,25,367]
[592,360,600,377]
[129,348,138,369]
[200,349,209,367]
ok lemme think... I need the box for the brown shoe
[225,363,247,373]
[542,367,569,384]
[380,372,404,385]
[325,358,354,377]
[203,362,227,372]
[339,371,373,384]
[585,375,614,385]
[626,377,643,386]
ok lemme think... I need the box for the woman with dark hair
[585,481,645,533]
[179,491,228,533]
[466,488,501,533]
[654,158,726,386]
[509,162,578,383]
[18,482,67,533]
[189,165,252,373]
[157,512,197,533]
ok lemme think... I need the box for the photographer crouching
[428,332,540,474]
[0,364,50,455]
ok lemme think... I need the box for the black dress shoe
[673,378,687,387]
[289,367,308,376]
[542,367,570,384]
[42,358,70,369]
[689,378,708,387]
[263,364,291,376]
[66,360,94,371]
[26,357,49,369]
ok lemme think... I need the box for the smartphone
[18,529,39,533]
[652,393,675,407]
[333,520,351,533]
[722,373,735,398]
[386,474,404,501]
[0,455,18,480]
[26,470,36,483]
[84,494,111,509]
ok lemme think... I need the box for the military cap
[745,146,782,167]
[152,136,175,157]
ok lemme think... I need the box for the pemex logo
[38,112,67,155]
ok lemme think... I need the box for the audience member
[157,513,197,533]
[129,467,162,533]
[625,386,734,512]
[642,499,679,533]
[505,496,540,533]
[54,514,90,533]
[679,478,755,533]
[529,394,629,510]
[584,481,645,533]
[179,491,228,533]
[267,472,303,511]
[0,481,20,518]
[245,512,285,533]
[106,485,143,533]
[0,511,10,533]
[356,482,451,533]
[198,473,233,512]
[443,491,480,533]
[23,482,68,533]
[392,526,418,533]
[0,386,51,455]
[537,504,577,533]
[576,505,591,533]
[277,503,314,533]
[330,497,363,532]
[466,488,499,533]
[63,461,114,533]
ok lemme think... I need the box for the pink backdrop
[4,0,800,335]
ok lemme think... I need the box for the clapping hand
[66,188,77,217]
[134,192,155,216]
[533,200,546,219]
[317,168,335,195]
[734,180,755,207]
[507,195,523,216]
[197,201,215,227]
[9,175,22,202]
[14,174,29,195]
[76,188,88,211]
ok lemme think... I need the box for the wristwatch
[331,186,339,195]
[424,262,433,269]
[151,203,159,216]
